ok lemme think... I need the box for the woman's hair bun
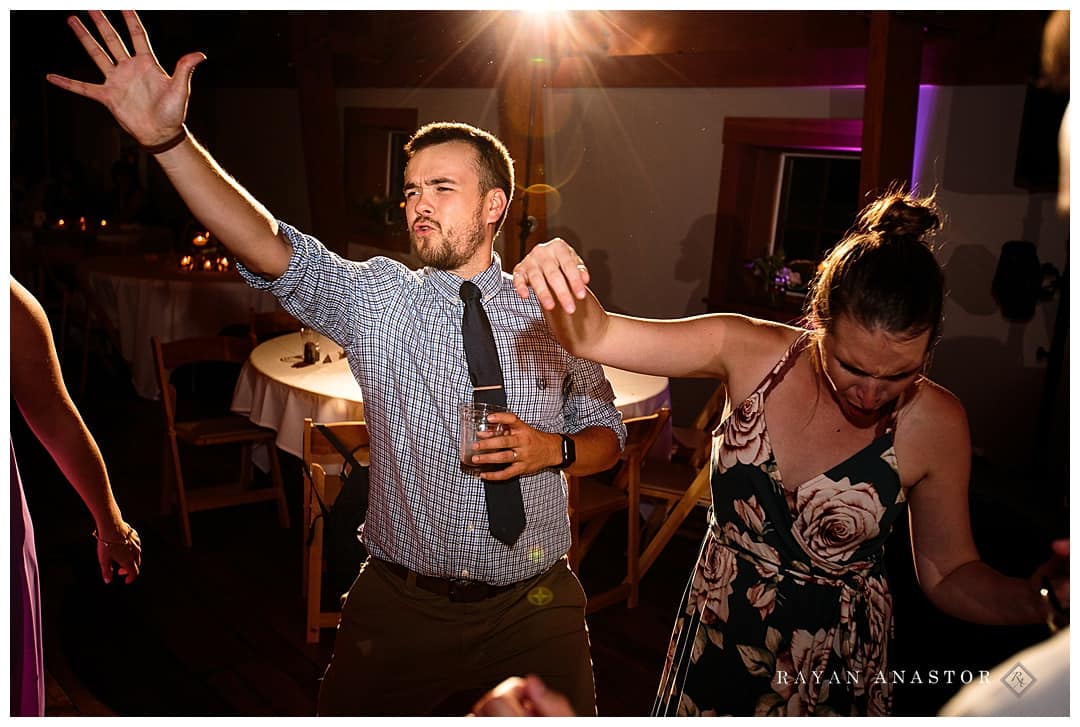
[859,191,941,244]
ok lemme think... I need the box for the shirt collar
[425,251,505,305]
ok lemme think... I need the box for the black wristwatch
[557,433,577,470]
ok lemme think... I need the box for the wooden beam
[290,14,349,254]
[553,48,870,88]
[497,58,549,268]
[859,11,923,202]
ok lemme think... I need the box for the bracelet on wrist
[92,526,137,548]
[140,125,188,155]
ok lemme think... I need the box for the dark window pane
[781,228,818,261]
[775,153,859,263]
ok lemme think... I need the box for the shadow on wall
[943,244,999,316]
[545,224,627,316]
[584,248,624,314]
[930,333,1046,472]
[674,214,716,317]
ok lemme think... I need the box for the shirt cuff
[233,220,307,298]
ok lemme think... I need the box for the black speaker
[1014,83,1069,192]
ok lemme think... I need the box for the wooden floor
[16,349,1063,717]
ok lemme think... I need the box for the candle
[193,234,208,247]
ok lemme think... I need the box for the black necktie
[459,281,526,547]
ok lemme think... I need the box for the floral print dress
[652,333,908,717]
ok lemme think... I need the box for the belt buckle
[447,578,484,603]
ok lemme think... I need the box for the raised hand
[512,238,591,314]
[46,10,205,148]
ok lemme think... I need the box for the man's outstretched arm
[47,10,291,278]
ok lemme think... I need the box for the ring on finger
[512,449,519,461]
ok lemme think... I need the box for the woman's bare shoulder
[719,315,807,395]
[911,377,967,418]
[899,377,970,445]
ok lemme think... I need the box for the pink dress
[11,441,45,716]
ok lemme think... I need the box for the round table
[79,254,279,398]
[230,332,672,460]
[231,331,363,458]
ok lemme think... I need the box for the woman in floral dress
[510,190,1068,716]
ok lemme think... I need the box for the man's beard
[411,203,486,271]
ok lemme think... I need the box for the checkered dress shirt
[237,221,626,585]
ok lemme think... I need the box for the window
[772,152,860,263]
[707,117,862,319]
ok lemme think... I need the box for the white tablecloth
[230,332,362,458]
[80,255,279,398]
[230,332,672,460]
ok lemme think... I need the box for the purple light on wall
[912,85,940,190]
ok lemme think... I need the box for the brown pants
[317,556,596,716]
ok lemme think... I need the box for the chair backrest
[693,383,727,433]
[303,418,371,476]
[569,407,671,514]
[151,335,255,427]
[301,418,370,642]
[682,383,727,469]
[618,408,672,472]
[249,307,302,347]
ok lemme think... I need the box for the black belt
[378,559,519,603]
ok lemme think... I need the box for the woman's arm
[512,238,787,380]
[904,386,1051,625]
[10,278,141,583]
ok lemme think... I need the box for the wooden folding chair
[671,381,727,470]
[635,384,724,580]
[638,462,712,581]
[302,417,370,644]
[568,407,671,613]
[152,335,290,547]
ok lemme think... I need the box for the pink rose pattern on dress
[717,389,771,473]
[791,475,886,573]
[688,532,740,625]
[746,627,839,716]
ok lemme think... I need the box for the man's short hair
[404,122,515,237]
